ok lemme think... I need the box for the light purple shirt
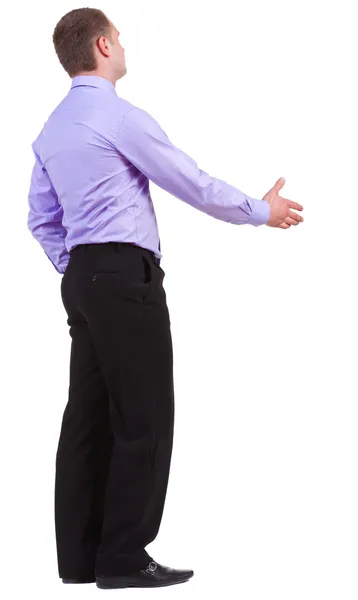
[27,75,270,274]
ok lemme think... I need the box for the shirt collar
[70,75,117,95]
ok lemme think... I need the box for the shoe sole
[96,573,193,589]
[62,578,95,584]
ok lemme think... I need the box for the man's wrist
[247,198,270,226]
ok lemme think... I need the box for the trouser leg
[82,246,175,576]
[55,305,114,579]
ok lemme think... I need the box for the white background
[2,1,358,598]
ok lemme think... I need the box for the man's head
[53,8,126,83]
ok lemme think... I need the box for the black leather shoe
[62,577,95,583]
[96,560,194,589]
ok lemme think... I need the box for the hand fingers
[288,209,304,222]
[286,199,304,211]
[273,177,286,192]
[279,222,291,229]
[285,216,299,226]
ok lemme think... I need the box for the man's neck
[73,71,116,85]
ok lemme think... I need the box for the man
[27,7,304,591]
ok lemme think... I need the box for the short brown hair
[53,8,112,77]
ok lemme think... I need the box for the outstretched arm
[115,107,270,226]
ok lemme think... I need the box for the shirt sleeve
[27,144,70,274]
[114,107,270,226]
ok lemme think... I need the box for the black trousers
[55,242,175,578]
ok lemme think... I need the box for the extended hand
[263,177,304,229]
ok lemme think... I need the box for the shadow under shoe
[62,577,95,583]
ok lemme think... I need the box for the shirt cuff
[247,198,270,226]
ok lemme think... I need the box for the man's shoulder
[114,98,159,130]
[114,95,148,121]
[115,95,135,112]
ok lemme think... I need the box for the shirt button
[93,275,97,281]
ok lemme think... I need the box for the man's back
[28,75,161,273]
